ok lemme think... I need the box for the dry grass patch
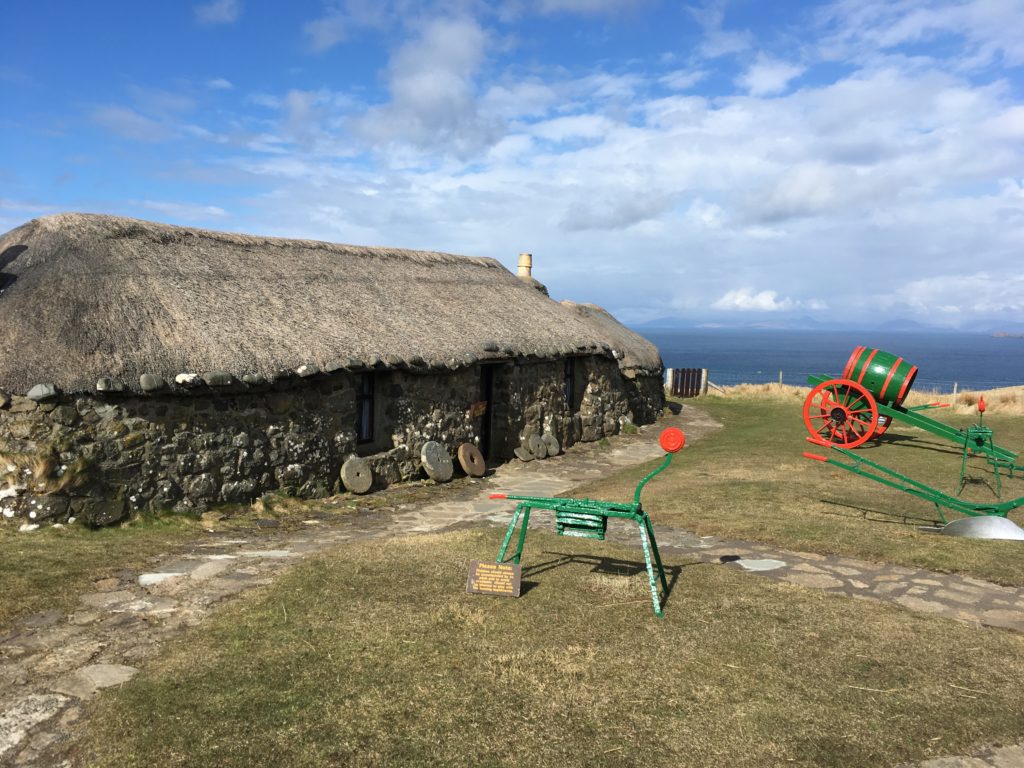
[79,529,1024,768]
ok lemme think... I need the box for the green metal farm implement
[801,346,1024,525]
[489,427,686,617]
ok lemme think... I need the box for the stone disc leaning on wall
[542,433,560,457]
[525,433,546,460]
[340,456,374,494]
[420,441,454,482]
[457,443,486,477]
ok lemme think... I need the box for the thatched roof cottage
[0,214,663,525]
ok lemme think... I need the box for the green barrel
[842,346,918,406]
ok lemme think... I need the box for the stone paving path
[1,406,1022,767]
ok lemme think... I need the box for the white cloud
[536,0,649,13]
[659,69,707,91]
[352,16,499,157]
[738,54,805,96]
[983,105,1024,139]
[685,198,724,229]
[816,0,1024,68]
[304,13,347,52]
[91,106,171,142]
[712,288,796,312]
[689,1,753,58]
[195,0,241,25]
[207,78,234,91]
[137,201,229,220]
[115,0,1022,329]
[881,273,1024,319]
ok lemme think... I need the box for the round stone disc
[340,456,373,494]
[542,433,560,457]
[421,440,454,482]
[525,433,545,460]
[457,443,486,477]
[513,446,534,462]
[533,437,548,459]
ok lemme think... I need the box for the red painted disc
[659,427,685,453]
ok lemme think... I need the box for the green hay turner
[489,427,686,617]
[802,347,1024,523]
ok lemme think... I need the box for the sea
[642,329,1024,392]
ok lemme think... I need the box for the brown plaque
[469,400,488,418]
[466,560,521,597]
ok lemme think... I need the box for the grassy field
[571,387,1024,586]
[0,480,458,627]
[0,518,201,626]
[78,530,1024,768]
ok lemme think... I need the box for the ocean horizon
[641,328,1024,392]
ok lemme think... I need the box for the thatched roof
[0,213,661,394]
[560,301,663,373]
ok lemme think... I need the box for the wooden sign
[466,560,521,597]
[468,400,488,418]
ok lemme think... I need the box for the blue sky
[2,0,1023,330]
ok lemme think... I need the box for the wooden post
[664,368,673,396]
[952,382,958,400]
[699,368,709,396]
[778,370,783,386]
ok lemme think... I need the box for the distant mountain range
[629,315,1024,335]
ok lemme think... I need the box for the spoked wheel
[803,378,879,448]
[872,415,892,439]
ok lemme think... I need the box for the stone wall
[0,356,658,527]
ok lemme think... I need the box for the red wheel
[871,415,892,438]
[803,378,879,448]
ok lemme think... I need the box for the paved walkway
[1,406,1022,767]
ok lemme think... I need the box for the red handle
[803,451,828,462]
[489,493,507,499]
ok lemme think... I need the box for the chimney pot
[517,252,533,278]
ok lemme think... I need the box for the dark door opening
[479,364,495,460]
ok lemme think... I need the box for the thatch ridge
[0,213,654,394]
[560,301,663,373]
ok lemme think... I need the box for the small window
[356,373,374,443]
[563,358,575,409]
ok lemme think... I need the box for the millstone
[420,441,454,482]
[542,433,560,457]
[533,436,548,459]
[340,456,373,494]
[513,447,534,462]
[524,433,545,459]
[457,443,486,477]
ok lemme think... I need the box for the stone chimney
[517,252,533,278]
[516,252,548,296]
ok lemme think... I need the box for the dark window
[564,358,575,408]
[356,373,374,443]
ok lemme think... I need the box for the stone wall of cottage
[0,356,658,527]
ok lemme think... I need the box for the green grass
[0,477,478,629]
[572,395,1024,585]
[0,517,200,626]
[79,529,1024,768]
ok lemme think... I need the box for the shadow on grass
[518,550,692,607]
[820,498,943,527]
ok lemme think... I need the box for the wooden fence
[664,367,708,398]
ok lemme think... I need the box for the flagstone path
[0,405,1021,767]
